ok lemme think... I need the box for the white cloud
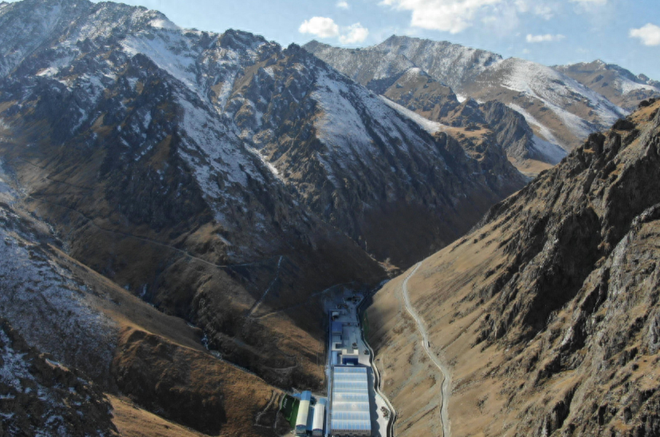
[337,1,350,9]
[380,0,503,34]
[339,23,369,43]
[630,23,660,47]
[299,17,369,44]
[526,33,566,43]
[299,17,340,38]
[380,0,555,34]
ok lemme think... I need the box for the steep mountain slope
[0,319,118,436]
[464,57,626,149]
[0,177,283,436]
[0,0,526,427]
[305,38,568,172]
[0,0,383,398]
[555,60,660,111]
[223,44,525,267]
[306,36,656,166]
[367,99,660,436]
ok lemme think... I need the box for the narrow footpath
[401,263,451,437]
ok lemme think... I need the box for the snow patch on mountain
[248,147,281,182]
[35,53,77,78]
[121,32,199,95]
[618,77,659,95]
[531,136,567,164]
[312,73,374,156]
[500,59,624,135]
[0,328,34,392]
[177,97,254,189]
[508,103,557,143]
[0,209,117,382]
[149,16,179,31]
[380,96,447,135]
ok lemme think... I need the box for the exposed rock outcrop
[367,100,660,437]
[0,319,118,436]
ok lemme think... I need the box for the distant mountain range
[305,36,660,173]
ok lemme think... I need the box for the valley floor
[400,263,452,437]
[323,289,392,437]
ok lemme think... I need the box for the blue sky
[9,0,660,78]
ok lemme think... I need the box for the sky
[8,0,660,78]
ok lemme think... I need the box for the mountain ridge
[305,35,658,175]
[367,98,660,437]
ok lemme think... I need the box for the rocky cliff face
[367,99,660,437]
[0,319,118,436]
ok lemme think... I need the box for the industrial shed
[312,398,326,436]
[296,391,312,436]
[330,366,372,436]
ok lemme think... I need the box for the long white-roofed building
[312,398,326,436]
[330,366,372,436]
[296,391,312,436]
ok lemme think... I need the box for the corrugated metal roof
[330,366,371,433]
[330,419,372,431]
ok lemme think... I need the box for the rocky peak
[224,41,526,266]
[374,35,504,91]
[219,28,271,51]
[555,59,660,111]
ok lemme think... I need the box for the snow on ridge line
[149,17,179,31]
[500,59,625,129]
[379,96,447,135]
[617,77,660,95]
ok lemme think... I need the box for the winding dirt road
[401,262,451,437]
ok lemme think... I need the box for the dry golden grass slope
[368,99,660,437]
[0,202,282,436]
